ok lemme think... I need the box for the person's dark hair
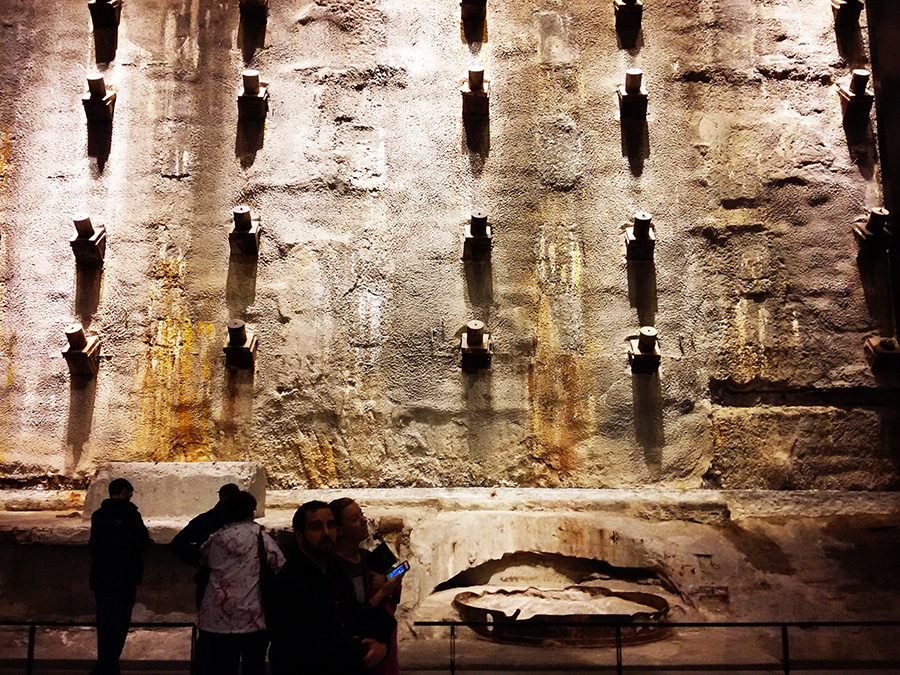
[108,478,133,497]
[293,500,330,533]
[328,498,355,527]
[222,491,257,524]
[218,483,240,501]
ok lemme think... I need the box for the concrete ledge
[266,487,731,524]
[83,462,266,518]
[3,487,900,524]
[0,489,84,512]
[266,487,900,521]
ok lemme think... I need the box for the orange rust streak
[0,126,12,193]
[526,291,588,480]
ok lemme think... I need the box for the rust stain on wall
[0,329,15,471]
[297,431,337,487]
[0,126,12,194]
[134,256,215,462]
[526,299,590,483]
[525,193,591,483]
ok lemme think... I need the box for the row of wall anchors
[62,210,665,377]
[63,206,263,376]
[82,62,868,138]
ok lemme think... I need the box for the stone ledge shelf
[5,488,900,540]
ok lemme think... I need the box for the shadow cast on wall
[222,365,255,448]
[226,254,259,317]
[621,119,649,176]
[236,120,265,169]
[465,260,493,309]
[87,122,112,174]
[627,260,657,327]
[464,115,490,160]
[239,17,267,63]
[843,117,878,180]
[857,248,895,336]
[67,373,98,471]
[632,371,664,478]
[75,265,103,327]
[835,22,868,69]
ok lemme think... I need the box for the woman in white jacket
[197,491,285,675]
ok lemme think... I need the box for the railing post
[191,624,197,669]
[616,624,623,675]
[26,623,36,675]
[450,623,457,675]
[781,624,790,675]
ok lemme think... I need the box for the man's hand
[368,572,402,607]
[361,638,388,669]
[382,573,402,595]
[369,571,402,595]
[369,571,387,592]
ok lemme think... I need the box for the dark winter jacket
[169,502,229,567]
[268,551,396,675]
[88,498,150,592]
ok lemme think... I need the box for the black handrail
[6,619,900,674]
[414,619,900,675]
[0,620,197,675]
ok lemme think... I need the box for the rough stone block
[710,407,900,490]
[83,462,266,518]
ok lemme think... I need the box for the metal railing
[414,619,900,675]
[0,620,196,675]
[5,618,900,674]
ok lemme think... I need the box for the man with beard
[268,501,394,675]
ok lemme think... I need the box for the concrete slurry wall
[0,0,895,489]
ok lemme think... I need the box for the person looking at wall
[170,482,241,608]
[330,498,403,675]
[196,490,284,675]
[88,477,150,675]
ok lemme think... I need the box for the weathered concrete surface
[0,0,895,489]
[82,461,266,516]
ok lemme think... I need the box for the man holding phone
[386,562,409,581]
[330,498,405,675]
[268,501,397,675]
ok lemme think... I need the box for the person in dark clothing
[330,498,403,675]
[88,478,150,675]
[170,483,241,607]
[268,501,395,675]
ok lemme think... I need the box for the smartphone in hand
[386,561,409,580]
